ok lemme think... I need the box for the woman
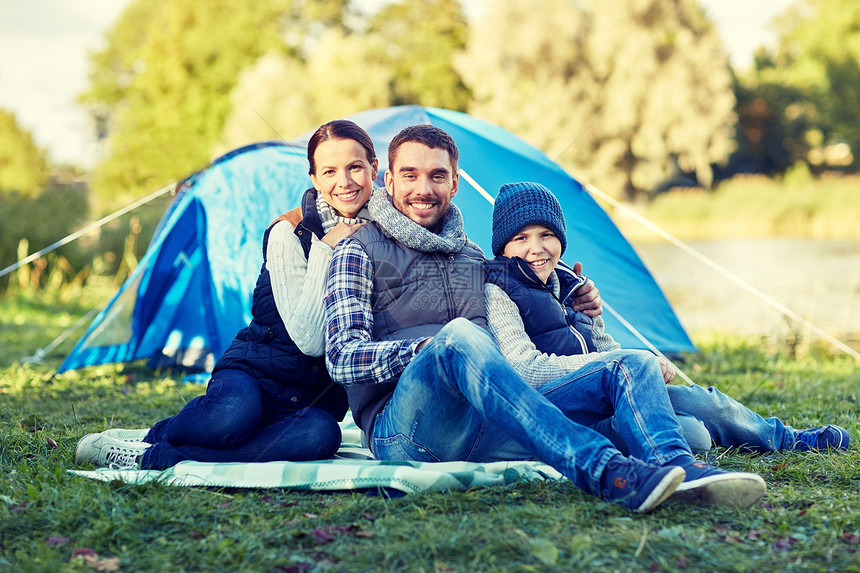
[75,120,378,469]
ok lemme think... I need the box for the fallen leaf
[771,537,799,551]
[85,555,121,572]
[45,535,69,547]
[843,532,860,544]
[71,548,98,560]
[262,495,286,506]
[311,528,335,545]
[46,437,58,449]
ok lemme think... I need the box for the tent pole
[584,183,860,362]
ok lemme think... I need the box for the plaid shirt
[324,237,426,387]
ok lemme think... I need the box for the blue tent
[58,106,694,374]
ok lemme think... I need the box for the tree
[367,0,471,110]
[218,30,393,153]
[751,0,860,171]
[458,0,736,201]
[219,0,471,150]
[81,0,350,206]
[0,109,48,195]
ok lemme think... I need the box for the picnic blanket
[69,420,564,495]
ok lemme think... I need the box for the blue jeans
[370,318,691,495]
[140,368,342,470]
[591,384,796,454]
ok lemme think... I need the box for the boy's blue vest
[215,188,348,420]
[485,257,597,356]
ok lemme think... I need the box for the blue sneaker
[600,456,685,513]
[794,425,850,451]
[670,458,765,508]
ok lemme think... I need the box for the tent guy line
[602,302,696,386]
[584,183,860,362]
[15,106,853,370]
[0,182,177,280]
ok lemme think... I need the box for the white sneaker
[101,428,151,442]
[671,460,766,508]
[75,434,151,469]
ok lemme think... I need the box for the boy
[486,181,848,458]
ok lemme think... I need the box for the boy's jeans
[370,318,691,495]
[140,368,341,470]
[592,384,796,453]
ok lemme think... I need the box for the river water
[630,238,860,347]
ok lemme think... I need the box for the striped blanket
[69,419,563,495]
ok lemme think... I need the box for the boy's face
[502,224,562,284]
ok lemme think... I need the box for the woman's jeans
[370,318,692,496]
[591,383,796,454]
[140,368,341,470]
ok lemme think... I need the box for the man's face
[385,141,458,230]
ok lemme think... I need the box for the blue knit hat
[491,182,567,256]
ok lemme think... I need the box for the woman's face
[310,138,378,218]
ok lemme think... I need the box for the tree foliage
[0,109,48,196]
[219,0,470,151]
[459,0,736,200]
[368,0,471,110]
[80,0,346,206]
[748,0,860,171]
[218,31,393,153]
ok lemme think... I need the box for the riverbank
[630,237,860,356]
[610,173,860,242]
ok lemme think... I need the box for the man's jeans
[370,318,691,495]
[141,368,341,470]
[592,384,796,454]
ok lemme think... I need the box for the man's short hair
[388,124,459,173]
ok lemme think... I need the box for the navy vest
[346,222,488,434]
[215,188,348,420]
[485,257,597,356]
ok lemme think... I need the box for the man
[324,124,766,512]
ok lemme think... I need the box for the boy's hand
[658,356,676,384]
[571,261,603,317]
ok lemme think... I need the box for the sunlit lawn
[1,289,859,572]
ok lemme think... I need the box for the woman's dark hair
[307,119,376,175]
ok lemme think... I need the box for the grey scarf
[368,189,470,254]
[315,190,373,234]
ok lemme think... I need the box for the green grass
[613,173,860,242]
[2,291,859,572]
